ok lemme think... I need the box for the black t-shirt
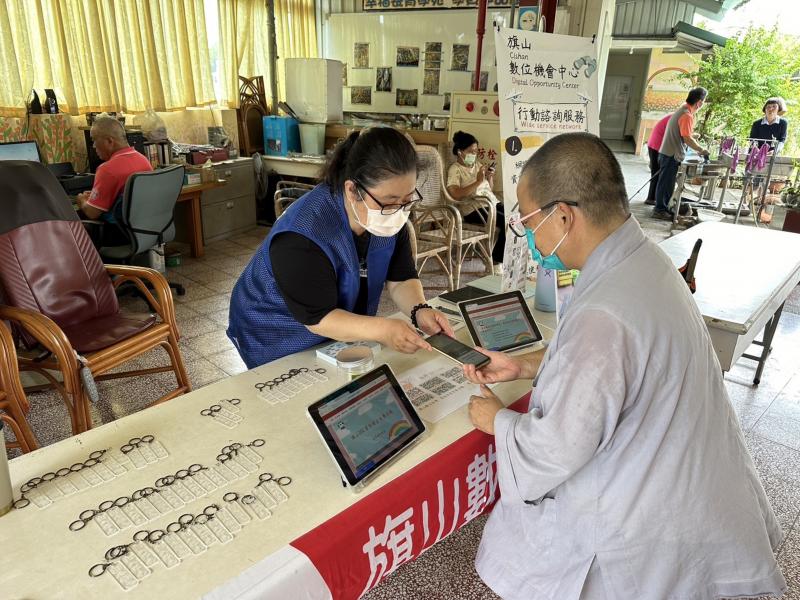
[269,226,418,325]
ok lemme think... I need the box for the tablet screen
[460,291,543,352]
[308,365,425,486]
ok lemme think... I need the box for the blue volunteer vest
[227,184,397,368]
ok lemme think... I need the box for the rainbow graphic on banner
[388,420,412,440]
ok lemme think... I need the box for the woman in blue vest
[228,127,453,368]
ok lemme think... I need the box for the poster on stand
[493,21,599,291]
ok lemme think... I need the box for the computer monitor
[0,141,42,162]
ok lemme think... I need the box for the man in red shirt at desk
[76,114,152,244]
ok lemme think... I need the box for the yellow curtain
[0,0,216,117]
[218,0,273,108]
[274,0,318,101]
[218,0,317,108]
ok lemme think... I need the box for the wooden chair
[0,322,37,453]
[274,181,316,219]
[415,145,495,289]
[0,161,191,435]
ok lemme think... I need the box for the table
[262,155,326,180]
[0,302,556,599]
[659,222,800,383]
[176,181,226,259]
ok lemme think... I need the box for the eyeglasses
[508,200,579,238]
[355,182,423,215]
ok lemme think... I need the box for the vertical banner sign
[494,22,599,291]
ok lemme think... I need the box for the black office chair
[99,165,186,296]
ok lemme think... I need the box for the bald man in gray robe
[464,133,785,600]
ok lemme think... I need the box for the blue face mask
[525,208,568,271]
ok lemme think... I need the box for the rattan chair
[274,181,316,218]
[415,145,495,289]
[0,322,37,453]
[0,161,190,435]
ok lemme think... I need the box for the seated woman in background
[227,127,453,369]
[446,131,506,267]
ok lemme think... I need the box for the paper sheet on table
[398,356,481,423]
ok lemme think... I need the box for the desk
[262,154,326,180]
[0,303,555,599]
[659,222,800,383]
[176,181,225,259]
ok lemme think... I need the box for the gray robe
[477,217,786,600]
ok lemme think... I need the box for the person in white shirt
[463,132,786,600]
[446,130,505,265]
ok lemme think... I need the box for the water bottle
[534,265,557,312]
[0,421,13,517]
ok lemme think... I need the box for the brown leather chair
[0,161,190,434]
[0,322,37,453]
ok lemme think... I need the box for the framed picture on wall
[396,47,420,68]
[351,86,372,105]
[451,44,469,71]
[376,68,392,92]
[423,70,440,96]
[396,89,418,107]
[354,43,369,69]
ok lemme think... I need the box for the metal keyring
[229,398,241,405]
[30,476,43,486]
[175,469,190,479]
[133,530,150,542]
[120,444,135,454]
[69,462,85,472]
[41,472,56,481]
[162,475,176,486]
[223,492,239,502]
[166,522,183,533]
[13,497,30,509]
[114,496,130,507]
[80,509,97,520]
[200,409,214,416]
[56,467,71,477]
[69,519,86,531]
[259,473,273,483]
[99,500,114,512]
[241,494,256,505]
[131,489,143,501]
[142,487,157,497]
[178,513,194,526]
[148,529,166,543]
[155,477,167,487]
[217,454,230,463]
[316,368,327,374]
[250,439,265,447]
[195,513,210,525]
[107,545,128,560]
[83,457,100,467]
[203,505,219,517]
[128,437,142,446]
[300,368,309,372]
[89,450,105,460]
[88,563,109,577]
[188,464,203,474]
[221,445,232,454]
[20,482,32,493]
[276,476,293,486]
[141,435,155,443]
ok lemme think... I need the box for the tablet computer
[458,290,543,353]
[437,285,494,307]
[307,364,425,491]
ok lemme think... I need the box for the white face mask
[350,194,409,237]
[463,153,477,167]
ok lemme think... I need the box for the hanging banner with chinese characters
[494,22,599,291]
[363,0,513,10]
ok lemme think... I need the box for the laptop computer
[307,364,426,492]
[0,140,42,162]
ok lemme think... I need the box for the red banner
[290,393,530,600]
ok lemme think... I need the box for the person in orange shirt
[76,114,153,244]
[653,88,709,220]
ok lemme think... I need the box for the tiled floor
[5,152,800,598]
